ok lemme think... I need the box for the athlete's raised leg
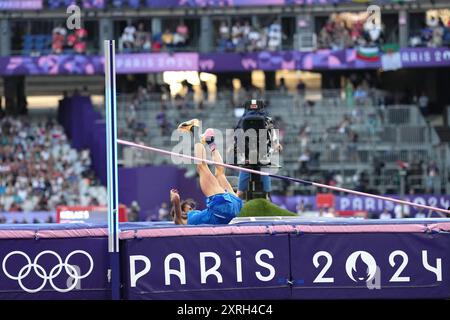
[202,128,237,197]
[194,142,225,197]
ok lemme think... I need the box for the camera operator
[234,99,282,201]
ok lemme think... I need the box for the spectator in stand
[379,208,392,219]
[52,24,66,54]
[337,115,351,135]
[217,21,231,52]
[318,21,333,49]
[162,29,174,49]
[66,32,77,52]
[126,100,137,126]
[201,80,208,102]
[121,23,136,52]
[410,15,448,48]
[415,209,426,219]
[298,149,310,175]
[298,122,311,144]
[217,18,290,52]
[173,32,185,47]
[74,26,88,54]
[156,107,168,136]
[219,21,230,40]
[426,161,440,194]
[278,77,287,93]
[444,20,450,45]
[347,130,359,162]
[231,21,243,48]
[351,106,364,124]
[332,21,351,49]
[158,202,170,221]
[89,197,99,206]
[296,200,305,216]
[247,26,261,52]
[242,21,251,40]
[151,33,163,52]
[257,27,268,51]
[432,19,445,47]
[9,202,23,212]
[302,100,315,116]
[135,23,151,52]
[394,200,410,219]
[296,80,306,97]
[421,22,434,46]
[175,22,189,46]
[128,201,140,222]
[351,20,364,45]
[354,83,369,106]
[267,19,283,51]
[418,92,429,117]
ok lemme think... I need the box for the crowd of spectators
[217,19,284,52]
[52,24,88,54]
[0,116,106,214]
[18,12,450,57]
[119,79,212,142]
[317,14,384,50]
[294,112,363,178]
[409,16,450,48]
[119,22,189,53]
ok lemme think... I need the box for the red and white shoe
[201,128,216,151]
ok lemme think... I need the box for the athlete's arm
[170,189,184,225]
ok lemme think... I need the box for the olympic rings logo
[2,250,94,293]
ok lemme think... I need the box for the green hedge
[238,198,297,217]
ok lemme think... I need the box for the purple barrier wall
[91,121,107,185]
[121,233,291,300]
[0,0,42,10]
[121,222,450,300]
[199,48,450,71]
[290,232,450,299]
[58,96,96,149]
[58,96,106,183]
[0,236,110,299]
[2,0,411,11]
[0,53,196,76]
[0,221,449,299]
[2,47,449,76]
[145,0,362,8]
[118,166,204,221]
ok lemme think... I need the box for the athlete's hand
[170,189,180,203]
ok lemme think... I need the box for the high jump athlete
[170,119,243,225]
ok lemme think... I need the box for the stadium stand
[114,87,448,197]
[0,115,106,215]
